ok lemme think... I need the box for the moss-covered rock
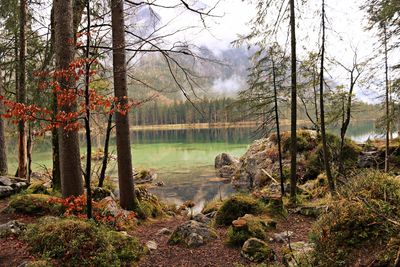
[8,194,64,215]
[168,220,218,247]
[227,214,275,246]
[241,238,275,263]
[26,181,50,195]
[23,216,146,266]
[215,194,267,226]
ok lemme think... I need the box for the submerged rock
[168,220,218,247]
[241,238,275,263]
[215,153,239,169]
[134,169,157,184]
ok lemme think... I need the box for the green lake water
[5,120,383,208]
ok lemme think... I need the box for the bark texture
[0,77,7,175]
[111,0,136,210]
[54,0,83,197]
[17,0,27,178]
[289,0,297,200]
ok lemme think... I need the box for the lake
[5,120,384,210]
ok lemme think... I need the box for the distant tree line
[130,97,382,126]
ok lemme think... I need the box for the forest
[0,0,399,266]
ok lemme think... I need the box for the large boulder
[227,214,276,246]
[215,195,266,226]
[98,197,134,220]
[168,220,218,247]
[241,238,275,263]
[215,153,239,179]
[215,153,239,169]
[0,176,12,186]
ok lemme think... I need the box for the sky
[150,0,397,103]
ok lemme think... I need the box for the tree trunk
[272,55,285,197]
[111,0,137,210]
[0,76,7,176]
[289,0,297,201]
[17,0,27,179]
[384,23,390,173]
[49,7,61,190]
[98,110,114,188]
[54,0,83,197]
[319,0,335,193]
[84,0,92,219]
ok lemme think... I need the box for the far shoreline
[129,120,311,131]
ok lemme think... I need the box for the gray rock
[168,220,218,247]
[273,231,294,243]
[187,233,204,247]
[215,153,239,169]
[157,228,172,235]
[146,240,158,251]
[0,185,14,198]
[0,220,26,236]
[282,241,314,267]
[217,165,237,178]
[11,182,28,191]
[193,213,211,224]
[241,238,275,263]
[0,176,12,186]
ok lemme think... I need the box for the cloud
[212,75,246,95]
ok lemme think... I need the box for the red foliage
[48,195,137,230]
[1,56,141,135]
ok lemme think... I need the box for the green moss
[304,133,362,180]
[137,200,164,219]
[310,170,400,266]
[215,194,267,226]
[281,130,317,153]
[202,199,223,214]
[23,217,146,266]
[26,182,50,195]
[8,194,64,215]
[25,260,52,267]
[227,215,273,246]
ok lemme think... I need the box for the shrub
[304,133,361,180]
[23,217,146,266]
[8,194,64,215]
[215,194,267,226]
[310,170,400,266]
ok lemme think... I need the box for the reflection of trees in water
[130,128,255,145]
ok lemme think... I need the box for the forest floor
[0,196,315,267]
